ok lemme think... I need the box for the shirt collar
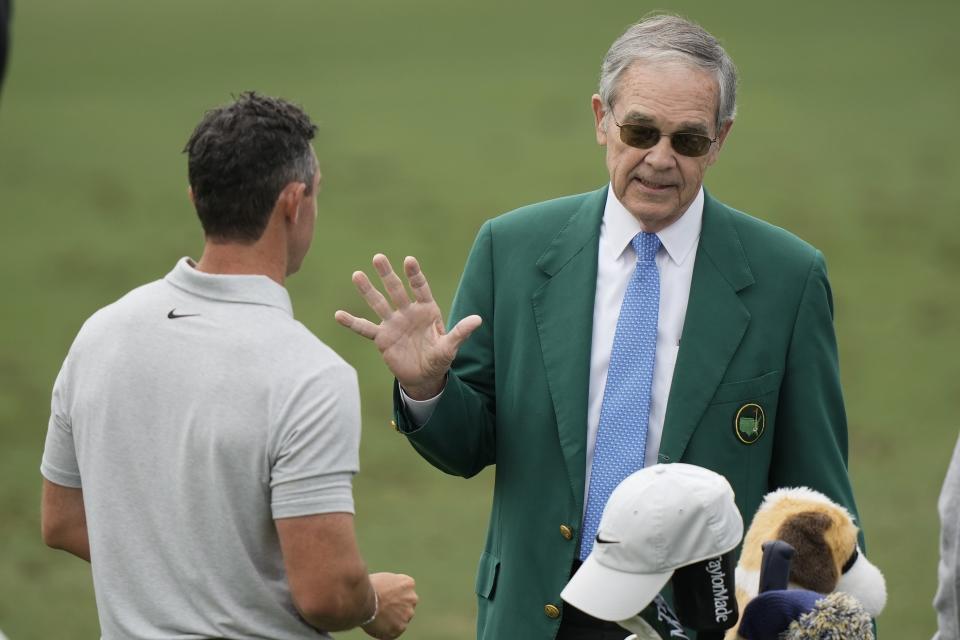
[164,257,293,315]
[601,185,704,266]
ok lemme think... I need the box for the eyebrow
[619,112,656,125]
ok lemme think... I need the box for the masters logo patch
[734,403,765,444]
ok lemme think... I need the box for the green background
[1,0,957,638]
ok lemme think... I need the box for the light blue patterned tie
[579,232,661,560]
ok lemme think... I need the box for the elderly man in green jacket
[338,13,862,640]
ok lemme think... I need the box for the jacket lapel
[659,191,754,463]
[531,187,606,512]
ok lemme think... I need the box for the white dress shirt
[402,185,703,498]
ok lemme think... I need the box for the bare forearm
[41,480,90,562]
[296,572,375,631]
[277,513,378,632]
[48,527,91,562]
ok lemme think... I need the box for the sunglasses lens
[617,119,714,157]
[672,134,711,157]
[620,124,660,149]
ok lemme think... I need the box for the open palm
[335,254,481,400]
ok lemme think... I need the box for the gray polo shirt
[42,258,360,639]
[935,436,960,640]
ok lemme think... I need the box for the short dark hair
[183,91,318,243]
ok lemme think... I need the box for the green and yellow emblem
[734,403,765,444]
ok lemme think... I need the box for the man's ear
[277,182,307,224]
[716,119,734,149]
[705,120,734,167]
[187,186,195,206]
[591,94,608,146]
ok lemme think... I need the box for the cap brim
[561,554,672,622]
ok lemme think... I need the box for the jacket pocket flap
[474,551,500,600]
[710,370,782,405]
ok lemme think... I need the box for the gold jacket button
[559,524,573,540]
[544,604,561,619]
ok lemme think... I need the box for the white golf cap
[561,463,744,621]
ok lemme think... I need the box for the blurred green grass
[1,0,958,638]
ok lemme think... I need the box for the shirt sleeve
[270,363,362,519]
[398,383,443,426]
[40,357,82,488]
[934,436,960,640]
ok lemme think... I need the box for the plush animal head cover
[734,487,886,618]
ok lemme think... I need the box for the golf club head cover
[671,551,738,636]
[758,540,796,593]
[737,589,823,640]
[784,591,874,639]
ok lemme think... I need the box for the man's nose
[643,136,676,170]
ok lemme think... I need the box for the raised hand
[335,254,481,400]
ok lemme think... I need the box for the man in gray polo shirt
[40,92,417,640]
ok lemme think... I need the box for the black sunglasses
[613,117,717,158]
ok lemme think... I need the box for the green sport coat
[394,186,861,640]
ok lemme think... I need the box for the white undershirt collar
[601,187,704,266]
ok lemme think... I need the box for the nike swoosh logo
[595,534,619,544]
[167,309,200,319]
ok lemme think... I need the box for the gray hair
[598,14,738,128]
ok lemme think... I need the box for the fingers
[373,254,411,310]
[341,254,444,351]
[352,270,395,320]
[443,314,482,351]
[334,310,379,340]
[404,256,435,305]
[364,572,418,640]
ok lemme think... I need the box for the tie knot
[632,232,660,263]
